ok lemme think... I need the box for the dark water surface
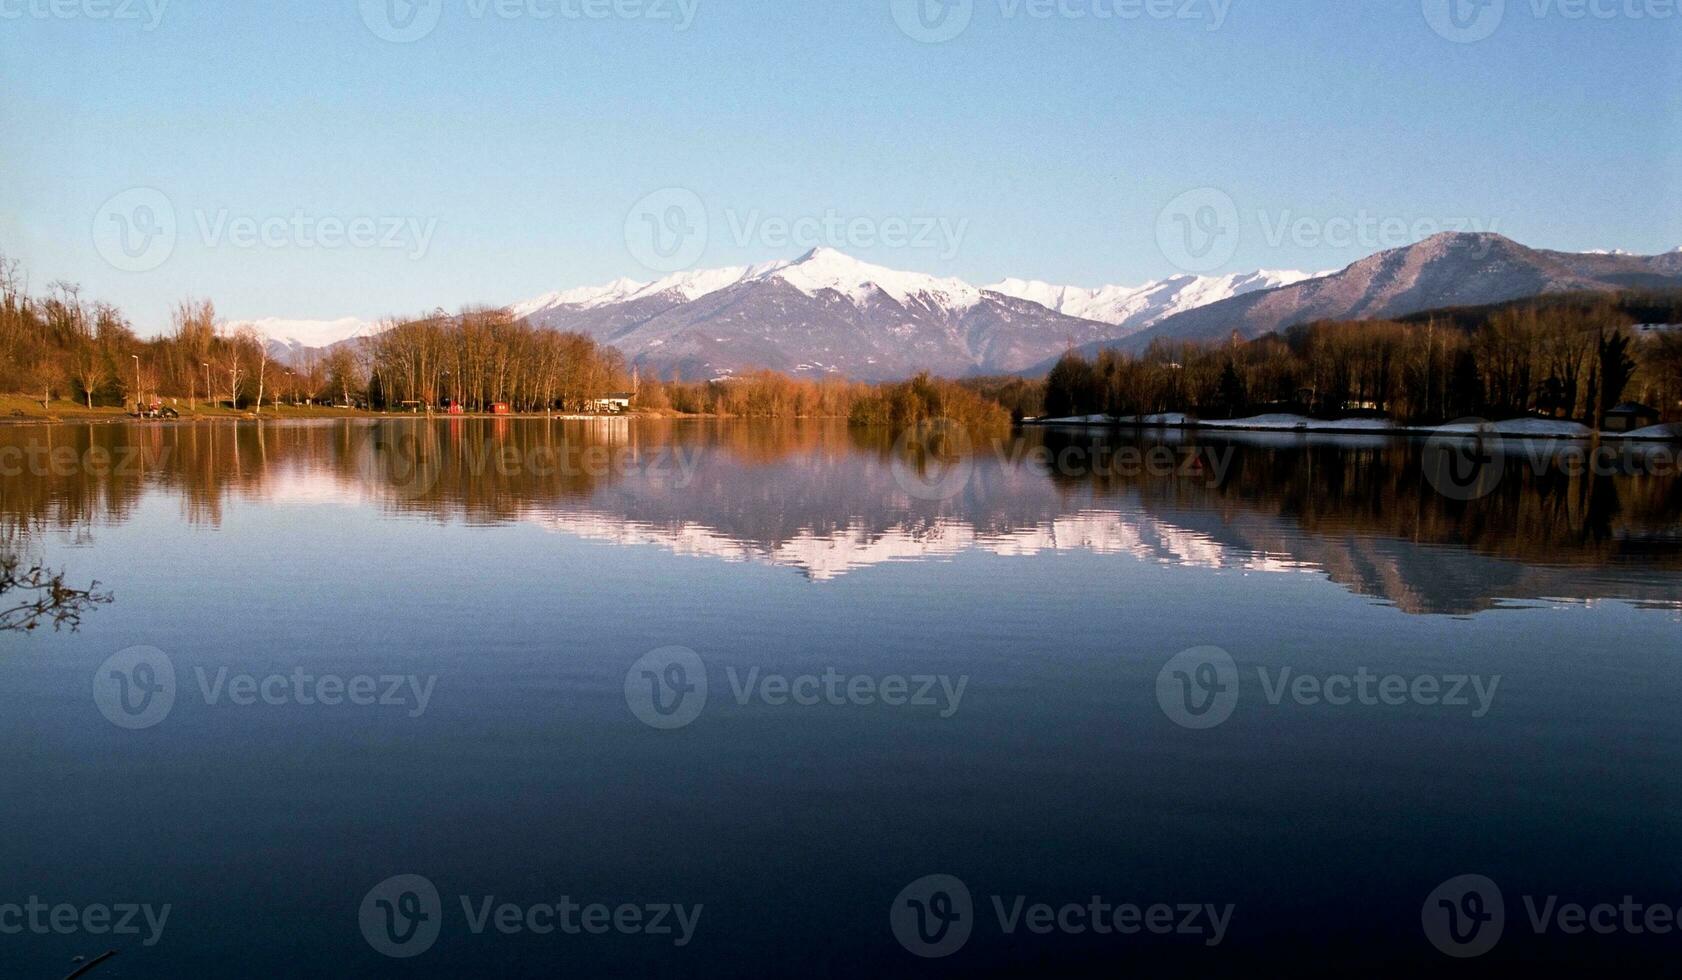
[2,419,1679,976]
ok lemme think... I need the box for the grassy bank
[0,395,366,423]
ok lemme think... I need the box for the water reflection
[2,419,1679,616]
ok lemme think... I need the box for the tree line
[1042,292,1682,425]
[0,252,1015,425]
[11,248,1675,429]
[0,253,631,413]
[632,370,1011,429]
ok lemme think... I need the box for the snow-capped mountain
[1038,233,1682,370]
[509,251,1330,379]
[515,248,1105,380]
[232,316,378,363]
[246,237,1682,380]
[986,269,1324,333]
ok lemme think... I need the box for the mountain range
[245,235,1682,380]
[507,248,1310,380]
[1064,233,1682,365]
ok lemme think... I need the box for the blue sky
[2,0,1679,333]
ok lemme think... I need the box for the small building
[585,393,634,414]
[1604,402,1660,433]
[490,403,512,416]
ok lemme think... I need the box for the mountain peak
[770,249,982,309]
[794,245,851,264]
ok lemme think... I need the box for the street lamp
[131,355,141,414]
[202,362,212,410]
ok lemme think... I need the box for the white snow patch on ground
[1433,418,1595,438]
[1030,413,1681,441]
[1606,423,1681,441]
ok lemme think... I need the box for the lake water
[2,419,1679,976]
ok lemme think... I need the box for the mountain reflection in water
[2,418,1679,616]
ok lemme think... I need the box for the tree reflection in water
[2,419,1679,617]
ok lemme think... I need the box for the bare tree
[232,324,270,413]
[1,555,112,633]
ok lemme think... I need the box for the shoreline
[1022,413,1682,442]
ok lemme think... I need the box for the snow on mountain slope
[771,247,982,309]
[517,248,980,326]
[510,277,648,318]
[236,316,377,350]
[986,269,1324,333]
[245,238,1680,380]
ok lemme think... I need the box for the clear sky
[3,0,1679,334]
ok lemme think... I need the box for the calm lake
[2,419,1680,976]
